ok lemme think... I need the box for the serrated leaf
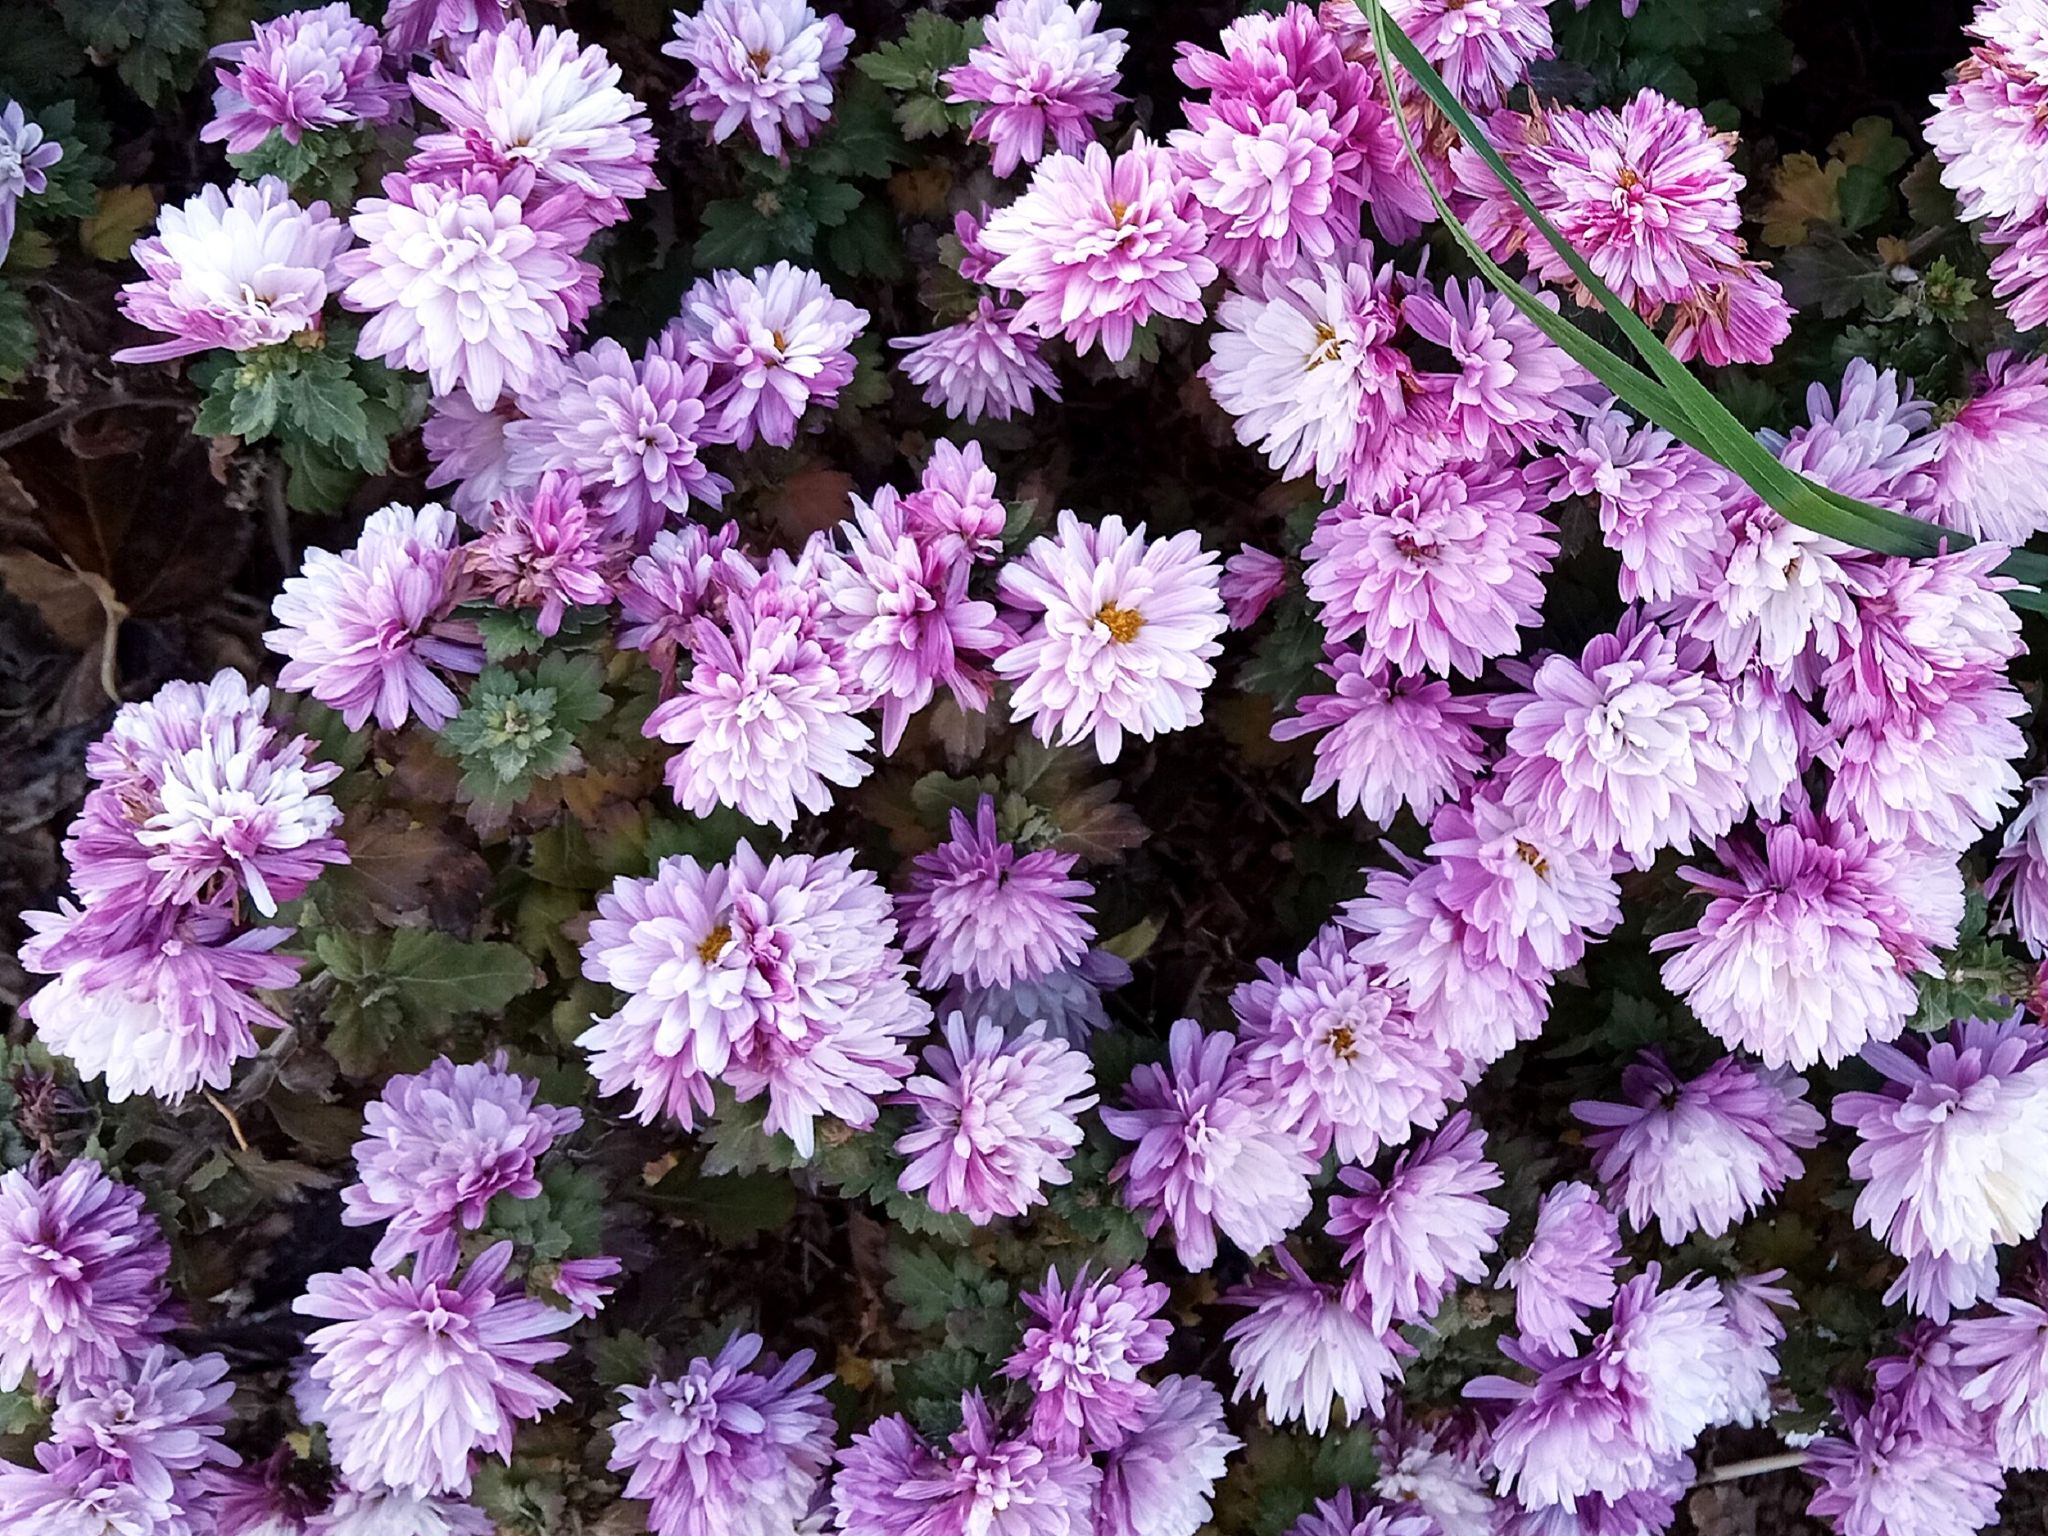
[825,200,906,279]
[380,929,536,1023]
[0,280,34,384]
[1759,152,1841,248]
[79,184,155,261]
[645,1167,797,1243]
[886,1245,965,1328]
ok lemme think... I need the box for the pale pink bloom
[1093,1374,1241,1536]
[1272,650,1488,825]
[1425,788,1622,974]
[665,0,853,158]
[1989,220,2048,330]
[1402,276,1593,461]
[891,298,1062,423]
[944,0,1127,176]
[1384,0,1553,109]
[203,4,404,155]
[679,263,867,449]
[1927,15,2048,227]
[1224,1247,1407,1434]
[464,469,626,634]
[1220,545,1287,629]
[383,0,517,58]
[1928,350,2048,542]
[1663,266,1795,366]
[1170,91,1359,280]
[1498,1181,1621,1354]
[905,440,1008,562]
[1991,775,2048,956]
[423,388,541,523]
[896,796,1093,991]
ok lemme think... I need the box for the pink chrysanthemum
[1927,7,2048,228]
[981,138,1218,361]
[1805,1391,2006,1536]
[1928,351,2048,542]
[410,22,657,229]
[1303,462,1557,679]
[383,0,517,58]
[577,843,928,1155]
[203,4,403,154]
[114,178,350,363]
[905,439,1008,563]
[1370,1414,1497,1535]
[296,1240,573,1496]
[1992,775,2048,956]
[1834,1014,2048,1322]
[338,168,597,410]
[1426,788,1622,974]
[508,338,729,544]
[1003,1264,1171,1453]
[898,797,1093,990]
[1573,1052,1824,1243]
[1677,498,1862,683]
[665,0,853,158]
[340,1054,581,1268]
[617,522,750,682]
[1954,1288,2048,1470]
[940,946,1132,1049]
[1656,811,1958,1071]
[266,502,484,731]
[1170,90,1360,280]
[891,298,1062,423]
[1221,545,1288,629]
[47,1345,235,1515]
[1384,0,1553,108]
[817,489,1012,753]
[466,470,626,633]
[610,1333,836,1536]
[0,102,61,268]
[0,1163,171,1395]
[1326,1110,1507,1330]
[1093,1373,1241,1536]
[895,1015,1097,1223]
[1496,615,1746,870]
[1224,1247,1406,1434]
[1231,924,1463,1166]
[1989,219,2048,330]
[1402,276,1592,462]
[1271,649,1488,825]
[1102,1018,1317,1271]
[945,0,1127,176]
[1285,1490,1440,1536]
[678,263,867,449]
[994,511,1227,763]
[1498,1181,1622,1354]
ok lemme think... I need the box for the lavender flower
[465,470,626,633]
[677,263,867,449]
[1993,775,2048,956]
[1498,1181,1621,1354]
[1225,1248,1406,1433]
[1170,91,1359,281]
[310,1489,495,1535]
[203,5,403,154]
[892,299,1063,423]
[665,0,853,158]
[946,0,1126,174]
[618,522,749,681]
[383,0,517,58]
[423,387,540,524]
[1271,649,1489,825]
[1805,1392,2005,1536]
[49,1346,235,1512]
[0,101,62,266]
[1953,1289,2048,1470]
[1928,350,2048,542]
[940,946,1133,1048]
[1426,788,1622,975]
[897,797,1093,990]
[1285,1491,1441,1536]
[1003,1264,1170,1452]
[1093,1373,1241,1536]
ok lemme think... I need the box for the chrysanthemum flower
[308,1488,495,1536]
[1093,1373,1241,1536]
[0,1459,166,1534]
[831,1391,1100,1536]
[1326,1110,1507,1330]
[1677,498,1861,683]
[383,0,517,58]
[340,1054,580,1267]
[203,4,403,154]
[1221,545,1288,629]
[1272,650,1488,826]
[1805,1391,2006,1536]
[945,0,1127,175]
[940,946,1132,1048]
[1498,1181,1622,1354]
[48,1346,235,1511]
[1426,788,1622,974]
[339,168,597,410]
[891,298,1062,423]
[1992,776,2048,956]
[267,502,485,731]
[1868,1320,1983,1443]
[1954,1288,2048,1470]
[1102,1018,1317,1271]
[897,797,1093,990]
[678,263,867,449]
[1232,924,1463,1166]
[1774,356,1940,505]
[1824,665,2029,853]
[295,1240,573,1496]
[114,178,350,363]
[0,1162,170,1395]
[578,843,928,1155]
[1662,264,1796,366]
[1835,1014,2048,1322]
[466,470,625,633]
[1224,1248,1406,1434]
[1403,276,1591,461]
[895,1016,1096,1223]
[1989,219,2048,331]
[508,338,728,544]
[1928,351,2048,542]
[665,0,853,158]
[995,511,1227,763]
[1712,1269,1796,1429]
[981,138,1218,360]
[1497,615,1745,869]
[0,101,62,266]
[1170,91,1360,280]
[1384,0,1553,107]
[1304,462,1557,679]
[610,1333,835,1536]
[1285,1490,1440,1536]
[617,522,750,682]
[1371,1413,1497,1536]
[1656,812,1956,1070]
[1825,544,2022,726]
[1003,1264,1171,1452]
[905,439,1007,562]
[1573,1052,1824,1243]
[410,22,657,228]
[1927,7,2048,228]
[423,386,543,524]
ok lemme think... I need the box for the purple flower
[1928,350,2048,542]
[1805,1392,2005,1536]
[895,1015,1096,1223]
[892,299,1062,423]
[1304,462,1557,679]
[550,1255,621,1319]
[610,1332,835,1536]
[906,440,1008,563]
[1003,1264,1170,1452]
[0,101,62,266]
[1989,219,2048,331]
[1926,3,2048,227]
[0,1460,165,1534]
[1385,0,1552,108]
[1224,1247,1406,1433]
[1232,924,1462,1166]
[1573,1052,1824,1243]
[0,1162,170,1395]
[831,1391,1100,1536]
[1093,1373,1240,1536]
[897,797,1093,990]
[203,5,403,154]
[1993,775,2048,956]
[677,263,867,449]
[1953,1289,2048,1470]
[465,469,627,634]
[423,387,542,524]
[48,1346,235,1513]
[383,0,516,58]
[1101,1018,1317,1270]
[1220,544,1287,629]
[310,1489,494,1535]
[578,843,928,1155]
[266,502,485,732]
[1170,91,1359,281]
[1715,1269,1796,1428]
[340,1054,581,1268]
[339,168,597,410]
[940,945,1132,1048]
[1372,1413,1497,1535]
[1404,276,1591,462]
[1327,1109,1507,1330]
[981,138,1218,360]
[294,1240,573,1496]
[1498,1181,1621,1354]
[665,0,853,158]
[1834,1014,2048,1322]
[995,511,1227,763]
[1271,649,1488,825]
[817,491,1012,754]
[511,338,729,546]
[114,178,350,363]
[618,522,750,681]
[1426,788,1622,974]
[200,1446,328,1536]
[410,22,657,229]
[1284,1490,1441,1536]
[946,0,1127,175]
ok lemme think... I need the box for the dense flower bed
[4,0,2048,1534]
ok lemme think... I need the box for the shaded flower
[1954,1288,2048,1470]
[905,439,1007,562]
[383,0,517,58]
[1220,545,1287,629]
[891,298,1062,423]
[48,1346,235,1513]
[617,522,749,682]
[1284,1490,1441,1536]
[665,0,853,158]
[1991,775,2048,956]
[940,946,1133,1048]
[678,263,867,449]
[1170,90,1359,280]
[423,386,542,524]
[1928,350,2048,542]
[1224,1247,1406,1433]
[1003,1264,1170,1452]
[1498,1181,1622,1356]
[945,0,1127,176]
[1384,0,1552,108]
[897,797,1093,990]
[1402,276,1591,461]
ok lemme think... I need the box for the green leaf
[379,928,537,1023]
[485,1164,604,1262]
[277,348,373,455]
[644,1166,797,1243]
[279,433,360,514]
[57,0,205,103]
[438,658,611,802]
[825,201,907,279]
[697,194,813,267]
[885,1245,965,1329]
[0,280,35,386]
[1835,163,1892,234]
[810,72,908,180]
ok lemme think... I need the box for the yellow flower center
[1096,602,1145,643]
[1513,840,1551,878]
[1305,322,1346,370]
[697,923,732,963]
